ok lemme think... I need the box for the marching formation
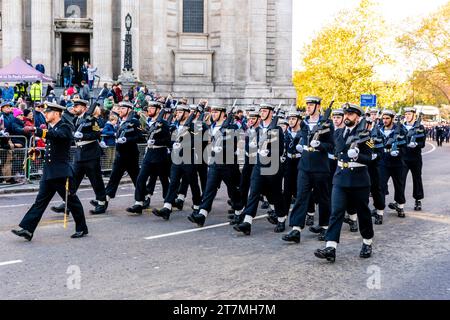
[8,95,427,262]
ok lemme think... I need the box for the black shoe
[173,199,184,211]
[388,202,399,211]
[126,205,143,216]
[11,229,33,241]
[90,204,107,215]
[143,198,151,210]
[318,229,326,241]
[414,200,422,211]
[229,214,244,226]
[282,230,301,243]
[187,212,206,227]
[71,230,89,239]
[309,225,325,234]
[267,212,278,225]
[360,244,372,258]
[261,201,270,210]
[233,222,251,236]
[343,216,351,225]
[374,214,383,225]
[274,221,286,233]
[314,247,336,263]
[50,203,66,213]
[152,207,171,220]
[371,209,377,217]
[90,200,99,207]
[397,208,406,218]
[306,214,314,226]
[348,220,359,232]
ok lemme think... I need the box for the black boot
[233,222,252,235]
[267,211,278,225]
[305,214,314,226]
[360,244,372,258]
[318,229,327,241]
[90,204,107,215]
[374,214,383,225]
[371,209,377,217]
[282,230,301,243]
[126,205,143,216]
[388,202,399,211]
[274,221,286,233]
[397,208,406,218]
[71,229,89,239]
[90,200,99,207]
[50,203,66,213]
[345,219,359,232]
[143,198,151,209]
[11,229,33,241]
[309,225,325,234]
[314,247,336,262]
[187,211,206,227]
[173,198,184,211]
[229,214,244,226]
[152,207,171,220]
[414,200,422,211]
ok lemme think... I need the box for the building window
[65,0,87,18]
[183,0,204,33]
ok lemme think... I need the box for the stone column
[31,0,53,75]
[274,0,293,85]
[120,0,140,80]
[248,0,267,84]
[92,0,113,82]
[2,0,23,66]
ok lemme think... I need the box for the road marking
[0,194,135,209]
[145,215,268,240]
[0,260,23,267]
[422,142,436,156]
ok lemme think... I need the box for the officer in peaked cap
[13,102,88,241]
[342,103,364,116]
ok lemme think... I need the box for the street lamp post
[123,13,133,72]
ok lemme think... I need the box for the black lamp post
[123,13,133,71]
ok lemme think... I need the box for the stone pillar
[31,0,53,75]
[2,0,23,66]
[215,0,235,85]
[248,0,267,84]
[120,0,140,80]
[93,0,113,82]
[274,0,293,85]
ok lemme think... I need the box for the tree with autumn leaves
[293,0,449,116]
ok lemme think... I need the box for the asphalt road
[0,141,449,300]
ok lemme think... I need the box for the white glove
[249,141,258,149]
[347,147,359,159]
[99,141,107,149]
[0,130,9,137]
[371,153,378,161]
[116,137,127,144]
[390,150,399,157]
[310,140,320,148]
[212,146,223,154]
[74,131,83,139]
[172,142,182,150]
[296,144,304,153]
[408,142,418,148]
[147,139,155,146]
[259,149,270,157]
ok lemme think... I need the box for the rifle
[172,107,199,150]
[75,101,97,134]
[117,110,137,140]
[386,109,406,153]
[310,95,335,142]
[146,107,168,144]
[406,112,425,144]
[259,102,283,155]
[346,117,370,149]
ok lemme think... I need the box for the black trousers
[325,185,374,243]
[380,165,406,205]
[368,162,385,210]
[178,163,208,196]
[282,159,299,216]
[289,170,331,228]
[135,160,170,202]
[242,165,284,218]
[73,159,106,202]
[105,154,140,199]
[164,164,202,206]
[20,177,87,233]
[239,163,254,209]
[199,164,241,212]
[404,159,424,201]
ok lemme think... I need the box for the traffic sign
[360,94,377,107]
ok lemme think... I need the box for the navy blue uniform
[368,122,386,211]
[325,126,374,243]
[403,122,426,201]
[289,116,334,228]
[19,120,87,233]
[282,128,301,216]
[105,117,142,199]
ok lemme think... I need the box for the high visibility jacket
[30,83,42,102]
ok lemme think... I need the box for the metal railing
[0,135,29,185]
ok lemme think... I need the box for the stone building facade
[0,0,295,104]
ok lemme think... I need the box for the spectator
[2,83,15,102]
[97,83,110,106]
[81,61,89,83]
[114,83,123,103]
[11,109,26,147]
[103,95,114,111]
[87,64,98,91]
[68,61,74,86]
[45,82,55,98]
[29,80,42,103]
[46,90,57,103]
[0,102,14,133]
[33,103,46,128]
[110,84,118,103]
[80,80,91,101]
[62,63,72,88]
[66,85,76,97]
[23,109,34,127]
